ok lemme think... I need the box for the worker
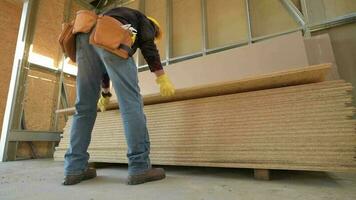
[63,7,175,185]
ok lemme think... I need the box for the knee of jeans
[75,102,97,114]
[121,109,144,121]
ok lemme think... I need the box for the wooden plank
[254,169,270,180]
[56,63,332,115]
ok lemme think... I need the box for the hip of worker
[64,9,176,111]
[90,10,175,112]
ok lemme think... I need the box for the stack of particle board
[54,64,356,172]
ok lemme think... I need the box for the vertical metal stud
[201,0,208,55]
[165,0,173,65]
[300,0,311,37]
[0,0,39,161]
[245,0,253,44]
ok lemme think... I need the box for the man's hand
[97,92,111,112]
[156,74,175,97]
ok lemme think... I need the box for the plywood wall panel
[17,68,60,159]
[323,0,356,18]
[125,0,140,9]
[249,0,299,37]
[30,0,65,68]
[64,75,77,107]
[172,0,202,57]
[24,69,58,131]
[306,0,356,25]
[304,34,340,80]
[138,32,308,95]
[206,0,248,49]
[145,0,167,60]
[56,75,77,131]
[0,1,22,137]
[312,23,356,109]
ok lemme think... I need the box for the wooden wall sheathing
[24,69,58,131]
[57,75,77,132]
[172,0,202,57]
[54,80,356,172]
[249,0,299,37]
[17,71,76,158]
[312,23,356,111]
[206,0,248,48]
[307,0,356,24]
[137,31,309,96]
[143,0,167,65]
[0,1,23,138]
[31,0,65,68]
[16,69,59,158]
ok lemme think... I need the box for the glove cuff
[156,74,169,84]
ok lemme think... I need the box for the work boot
[127,168,166,185]
[62,167,97,185]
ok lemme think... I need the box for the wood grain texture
[54,80,356,172]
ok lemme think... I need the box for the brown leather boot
[62,167,97,185]
[127,168,166,185]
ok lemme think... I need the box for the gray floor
[0,159,355,200]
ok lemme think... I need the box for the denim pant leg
[94,47,151,175]
[64,33,105,175]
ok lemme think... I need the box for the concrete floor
[0,159,356,200]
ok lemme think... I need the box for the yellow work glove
[156,74,175,97]
[97,92,111,112]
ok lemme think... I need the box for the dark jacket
[103,7,163,72]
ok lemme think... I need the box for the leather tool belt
[58,10,134,63]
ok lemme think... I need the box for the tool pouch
[58,21,76,62]
[59,10,133,62]
[73,10,97,34]
[89,15,133,59]
[58,10,97,62]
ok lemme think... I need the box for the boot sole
[62,172,97,186]
[127,173,166,185]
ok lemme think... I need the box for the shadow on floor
[89,162,340,187]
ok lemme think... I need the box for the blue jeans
[64,33,151,176]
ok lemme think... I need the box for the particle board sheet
[138,31,309,96]
[54,80,356,172]
[56,63,331,115]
